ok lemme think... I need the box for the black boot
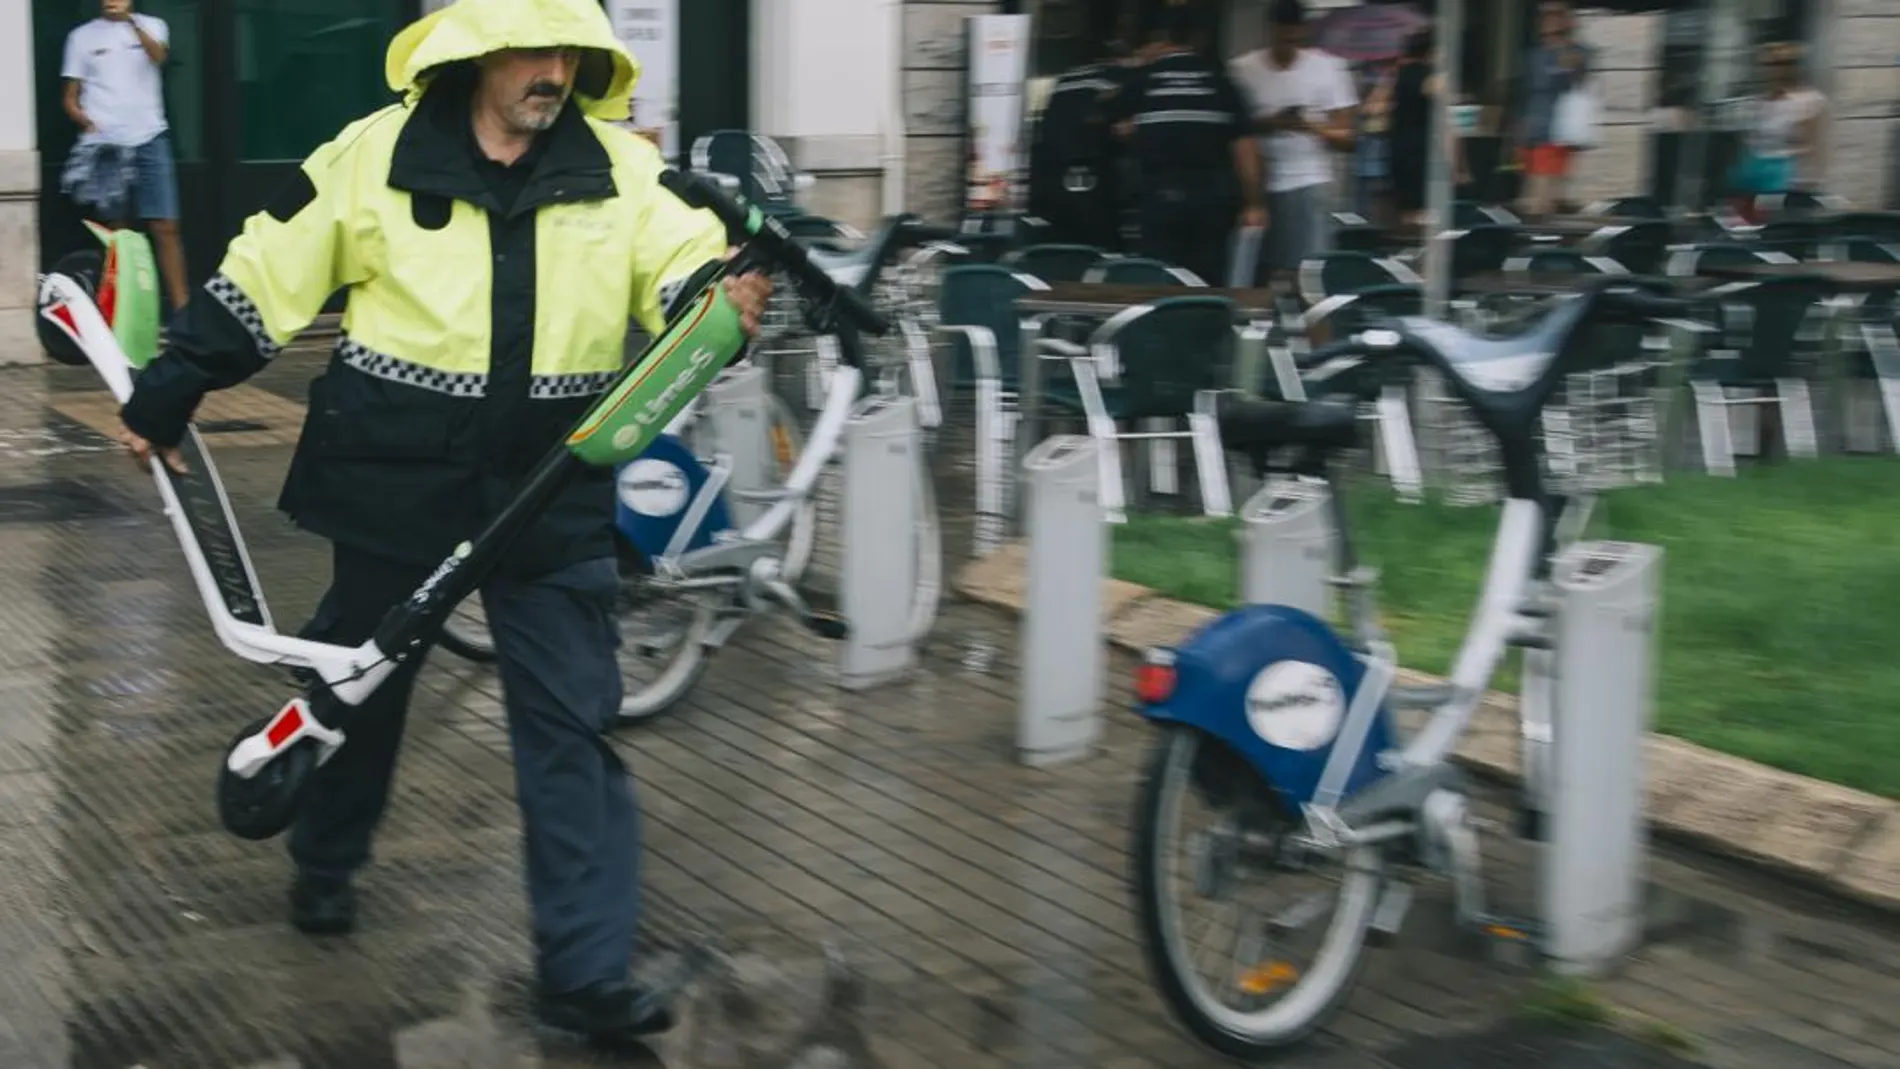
[289,872,357,935]
[534,981,677,1043]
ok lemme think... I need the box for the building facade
[4,0,1894,364]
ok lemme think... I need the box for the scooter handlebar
[658,168,892,337]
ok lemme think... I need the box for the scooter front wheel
[1134,726,1382,1058]
[216,716,321,841]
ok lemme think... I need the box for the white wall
[1,0,35,154]
[1,0,40,365]
[752,0,893,169]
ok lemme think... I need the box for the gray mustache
[525,82,564,100]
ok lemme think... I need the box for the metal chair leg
[1776,377,1819,459]
[1690,381,1737,477]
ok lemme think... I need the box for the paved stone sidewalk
[0,356,1897,1068]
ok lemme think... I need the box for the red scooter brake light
[1134,649,1177,704]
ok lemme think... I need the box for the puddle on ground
[1384,1020,1702,1069]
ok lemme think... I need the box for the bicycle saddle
[803,213,920,294]
[1214,394,1359,456]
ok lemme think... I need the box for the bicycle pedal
[804,610,850,641]
[1475,915,1541,968]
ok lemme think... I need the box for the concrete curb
[955,540,1900,915]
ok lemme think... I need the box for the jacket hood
[385,0,638,121]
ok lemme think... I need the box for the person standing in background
[1109,0,1264,286]
[1354,59,1398,225]
[1228,0,1357,290]
[1730,41,1828,220]
[1516,0,1593,218]
[61,0,190,312]
[1028,47,1130,250]
[1386,28,1469,228]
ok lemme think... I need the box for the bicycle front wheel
[613,556,716,726]
[437,595,497,663]
[1134,726,1383,1058]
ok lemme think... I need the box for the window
[233,0,406,162]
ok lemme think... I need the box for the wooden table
[1017,282,1281,320]
[1696,261,1900,293]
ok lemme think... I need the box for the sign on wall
[608,0,679,160]
[963,14,1033,216]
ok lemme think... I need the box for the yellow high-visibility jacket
[120,0,727,578]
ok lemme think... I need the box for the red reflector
[1134,663,1176,704]
[265,703,306,749]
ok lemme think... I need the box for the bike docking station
[1237,479,1667,977]
[1238,477,1336,621]
[1517,536,1665,975]
[1016,435,1106,767]
[836,389,934,691]
[698,362,775,534]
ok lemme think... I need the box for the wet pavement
[2,351,1899,1068]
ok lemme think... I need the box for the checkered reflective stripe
[658,275,689,313]
[204,273,281,360]
[529,371,620,400]
[337,337,488,398]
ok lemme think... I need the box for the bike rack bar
[1018,435,1104,767]
[1540,539,1664,976]
[1238,478,1334,620]
[700,363,774,533]
[838,393,921,691]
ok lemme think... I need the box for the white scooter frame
[39,271,379,777]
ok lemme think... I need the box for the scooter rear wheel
[216,716,321,841]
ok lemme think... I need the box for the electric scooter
[36,168,890,842]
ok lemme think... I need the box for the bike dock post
[1238,478,1334,620]
[1536,540,1665,976]
[1018,435,1104,767]
[838,393,922,691]
[701,363,774,531]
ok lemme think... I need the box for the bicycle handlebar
[658,168,892,337]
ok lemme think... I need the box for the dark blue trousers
[289,543,640,994]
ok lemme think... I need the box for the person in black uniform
[1109,1,1264,285]
[1028,48,1129,249]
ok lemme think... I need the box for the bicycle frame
[647,360,862,580]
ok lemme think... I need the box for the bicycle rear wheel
[1134,726,1382,1057]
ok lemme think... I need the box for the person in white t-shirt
[61,0,189,311]
[1228,0,1357,287]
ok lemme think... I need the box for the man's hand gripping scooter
[37,168,891,841]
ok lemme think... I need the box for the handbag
[1551,87,1598,149]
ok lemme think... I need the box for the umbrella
[1311,3,1428,63]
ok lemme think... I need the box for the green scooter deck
[566,283,750,466]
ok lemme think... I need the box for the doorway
[34,0,412,287]
[675,0,749,162]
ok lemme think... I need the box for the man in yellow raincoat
[114,0,770,1042]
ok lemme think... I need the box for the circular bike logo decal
[613,425,641,451]
[1244,661,1346,752]
[617,459,689,517]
